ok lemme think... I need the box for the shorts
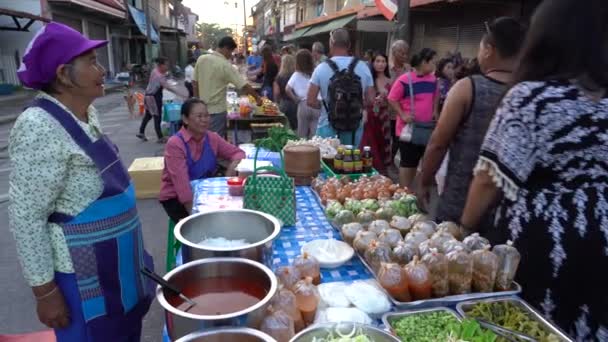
[399,141,426,168]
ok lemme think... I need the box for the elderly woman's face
[183,103,210,135]
[62,50,105,98]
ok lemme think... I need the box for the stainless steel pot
[157,257,278,341]
[175,327,277,342]
[290,322,400,342]
[175,209,281,264]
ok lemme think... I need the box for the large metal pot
[290,322,400,342]
[157,258,278,341]
[175,327,277,342]
[175,209,281,264]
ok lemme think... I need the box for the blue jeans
[317,122,363,146]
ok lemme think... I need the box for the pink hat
[17,22,108,90]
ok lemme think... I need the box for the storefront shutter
[423,25,458,58]
[457,23,485,58]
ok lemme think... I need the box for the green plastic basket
[320,159,378,181]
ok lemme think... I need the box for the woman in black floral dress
[460,0,608,340]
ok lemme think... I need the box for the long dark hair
[410,48,437,68]
[295,49,314,76]
[369,52,390,90]
[261,46,276,69]
[514,0,608,89]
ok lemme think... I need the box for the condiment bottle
[342,149,354,174]
[293,277,319,326]
[362,146,373,173]
[353,149,363,173]
[293,253,321,285]
[333,147,344,173]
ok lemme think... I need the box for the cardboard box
[128,157,165,199]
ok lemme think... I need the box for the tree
[196,23,233,50]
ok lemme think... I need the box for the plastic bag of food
[344,281,391,315]
[463,233,490,251]
[333,210,356,226]
[377,262,411,302]
[390,216,413,236]
[391,241,419,265]
[492,241,521,291]
[363,240,392,273]
[408,213,429,225]
[421,248,449,298]
[442,239,468,255]
[325,200,343,220]
[276,266,301,290]
[260,306,295,342]
[418,239,434,257]
[271,285,304,332]
[368,220,391,235]
[353,230,377,254]
[375,207,395,221]
[317,282,351,308]
[430,228,456,252]
[341,222,364,245]
[436,221,463,241]
[404,256,432,300]
[294,253,321,285]
[378,228,403,248]
[315,307,372,325]
[410,221,437,238]
[356,210,376,228]
[471,246,499,293]
[311,177,326,194]
[447,246,473,294]
[293,277,320,325]
[404,231,428,248]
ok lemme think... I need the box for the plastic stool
[165,218,181,272]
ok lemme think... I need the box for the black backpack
[323,57,364,133]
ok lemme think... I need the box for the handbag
[398,72,436,146]
[243,145,296,226]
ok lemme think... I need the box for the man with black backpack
[307,28,374,146]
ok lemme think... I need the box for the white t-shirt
[287,71,311,102]
[185,65,194,83]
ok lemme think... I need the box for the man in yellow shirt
[193,36,261,138]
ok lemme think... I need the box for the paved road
[0,91,170,341]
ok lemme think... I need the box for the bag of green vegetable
[353,230,377,254]
[276,265,301,290]
[391,241,418,265]
[344,198,364,216]
[447,246,473,295]
[463,232,491,251]
[399,194,419,217]
[363,240,392,273]
[294,252,321,285]
[260,305,295,342]
[472,246,499,293]
[360,198,379,212]
[421,248,449,298]
[325,200,343,220]
[378,262,411,302]
[404,256,433,300]
[356,210,375,228]
[368,219,391,235]
[390,216,413,236]
[492,241,521,291]
[387,198,410,217]
[341,222,364,245]
[333,209,356,226]
[378,228,403,248]
[254,126,299,151]
[375,207,395,221]
[271,285,305,332]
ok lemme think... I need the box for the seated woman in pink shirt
[159,98,245,222]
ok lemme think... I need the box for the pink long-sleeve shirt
[159,127,245,203]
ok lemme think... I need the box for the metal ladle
[141,267,197,312]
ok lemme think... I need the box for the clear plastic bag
[357,210,376,228]
[418,239,434,257]
[378,262,411,302]
[391,241,418,265]
[441,239,468,255]
[471,246,499,293]
[260,306,295,342]
[436,221,463,241]
[463,232,490,251]
[368,220,391,235]
[378,228,403,248]
[408,213,430,225]
[430,228,456,251]
[293,277,320,325]
[341,222,364,245]
[276,266,302,290]
[364,240,392,273]
[410,221,437,238]
[353,230,377,254]
[421,248,449,298]
[446,246,473,295]
[404,256,432,300]
[294,253,321,285]
[390,216,413,236]
[271,285,304,332]
[404,231,428,248]
[492,241,521,291]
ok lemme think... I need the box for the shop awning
[0,8,50,31]
[128,4,159,43]
[301,15,356,38]
[284,27,311,41]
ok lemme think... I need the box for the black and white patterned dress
[475,80,608,341]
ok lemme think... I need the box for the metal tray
[456,296,573,342]
[357,253,522,310]
[382,307,462,340]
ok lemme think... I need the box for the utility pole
[144,0,153,64]
[396,0,411,41]
[243,0,248,53]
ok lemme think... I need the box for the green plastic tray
[320,159,378,181]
